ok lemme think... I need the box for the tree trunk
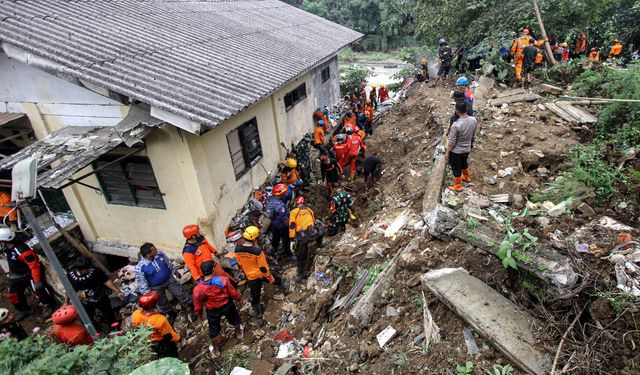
[531,0,557,66]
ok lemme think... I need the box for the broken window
[227,118,263,179]
[94,156,165,209]
[283,83,307,111]
[321,66,330,83]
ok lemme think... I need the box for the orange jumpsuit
[0,191,16,222]
[588,52,600,62]
[280,168,299,185]
[364,105,375,122]
[575,34,587,54]
[609,43,622,59]
[313,125,325,146]
[511,35,544,80]
[131,309,180,342]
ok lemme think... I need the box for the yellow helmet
[285,158,297,168]
[243,226,260,241]
[380,84,385,88]
[371,84,376,88]
[561,42,568,48]
[420,59,427,63]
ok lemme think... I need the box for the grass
[355,261,389,292]
[594,291,638,316]
[219,350,254,374]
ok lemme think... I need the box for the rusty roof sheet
[0,0,362,133]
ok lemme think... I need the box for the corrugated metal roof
[0,112,25,126]
[0,0,362,132]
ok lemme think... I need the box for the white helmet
[0,228,15,242]
[0,308,8,321]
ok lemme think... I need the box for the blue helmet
[456,76,469,86]
[336,134,346,142]
[318,120,325,125]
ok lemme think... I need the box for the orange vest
[609,43,622,57]
[0,192,16,222]
[280,168,299,185]
[588,52,600,61]
[234,245,272,281]
[289,207,316,238]
[131,309,180,342]
[314,126,325,145]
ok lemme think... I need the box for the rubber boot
[461,168,471,183]
[448,177,463,191]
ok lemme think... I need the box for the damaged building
[0,0,362,258]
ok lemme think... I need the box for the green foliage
[219,350,255,375]
[130,358,189,375]
[338,47,399,63]
[339,66,373,96]
[595,291,638,316]
[456,361,474,375]
[0,327,154,375]
[391,66,418,81]
[334,264,351,278]
[567,146,621,204]
[396,46,435,64]
[497,225,538,270]
[355,261,389,291]
[484,364,515,375]
[466,218,479,229]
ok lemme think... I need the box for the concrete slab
[422,268,552,375]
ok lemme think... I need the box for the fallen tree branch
[550,306,586,375]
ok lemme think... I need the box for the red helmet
[183,224,200,238]
[591,47,597,52]
[295,196,305,205]
[522,28,530,35]
[51,305,78,325]
[272,183,288,197]
[138,291,160,309]
[614,39,619,43]
[360,82,366,87]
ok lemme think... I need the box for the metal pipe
[20,204,97,337]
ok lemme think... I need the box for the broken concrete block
[547,201,567,217]
[376,325,397,348]
[577,202,595,217]
[422,268,551,375]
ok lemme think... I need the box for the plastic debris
[276,342,294,358]
[314,272,331,287]
[575,243,590,254]
[376,325,397,348]
[230,367,253,375]
[463,327,479,355]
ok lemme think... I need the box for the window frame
[321,66,330,83]
[283,83,307,111]
[93,155,166,209]
[226,117,263,180]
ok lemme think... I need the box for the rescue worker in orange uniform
[131,291,180,358]
[575,31,587,56]
[333,134,350,179]
[588,48,600,62]
[346,127,366,182]
[344,112,356,128]
[280,158,300,186]
[364,99,375,135]
[510,28,546,81]
[313,121,327,154]
[378,84,389,103]
[234,226,283,317]
[609,39,623,59]
[50,305,94,346]
[369,84,378,110]
[289,197,323,283]
[0,190,16,225]
[313,108,329,131]
[182,224,233,282]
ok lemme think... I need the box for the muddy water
[340,60,439,95]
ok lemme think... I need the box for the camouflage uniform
[294,136,312,185]
[328,190,353,235]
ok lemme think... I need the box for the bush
[0,327,154,375]
[339,66,373,97]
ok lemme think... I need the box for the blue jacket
[135,251,174,293]
[266,195,289,230]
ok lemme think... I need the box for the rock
[490,162,499,171]
[495,134,504,139]
[538,134,546,141]
[541,201,556,211]
[321,340,332,354]
[577,202,595,217]
[512,194,524,209]
[536,217,551,228]
[548,202,566,217]
[618,201,628,210]
[273,294,285,301]
[367,343,380,359]
[497,169,508,178]
[349,364,360,373]
[473,197,491,208]
[386,306,398,317]
[537,167,548,176]
[405,274,422,287]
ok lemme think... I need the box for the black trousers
[84,294,117,327]
[247,274,282,307]
[8,275,54,312]
[295,236,323,277]
[271,226,291,256]
[205,301,241,338]
[448,152,469,177]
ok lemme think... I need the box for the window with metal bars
[227,118,263,179]
[283,83,307,111]
[93,156,165,209]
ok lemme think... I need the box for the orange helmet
[272,183,288,197]
[366,98,371,104]
[522,28,530,35]
[183,224,200,238]
[139,291,160,309]
[51,305,78,325]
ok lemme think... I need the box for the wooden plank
[490,92,540,106]
[422,268,552,375]
[557,102,597,124]
[495,88,527,98]
[545,103,576,123]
